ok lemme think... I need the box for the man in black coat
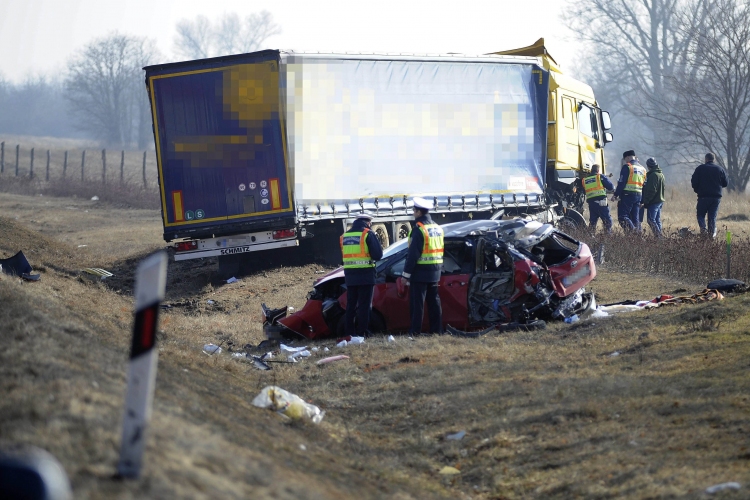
[340,212,383,336]
[402,196,444,334]
[691,153,728,238]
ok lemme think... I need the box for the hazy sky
[0,0,580,83]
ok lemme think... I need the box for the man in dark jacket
[612,150,647,231]
[340,212,383,336]
[691,153,728,238]
[402,196,444,334]
[640,157,666,237]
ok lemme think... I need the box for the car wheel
[371,223,390,248]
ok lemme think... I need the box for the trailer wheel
[371,223,390,248]
[395,222,411,241]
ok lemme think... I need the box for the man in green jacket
[640,157,666,237]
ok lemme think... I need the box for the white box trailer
[144,50,552,268]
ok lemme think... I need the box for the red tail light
[175,241,198,252]
[272,228,297,240]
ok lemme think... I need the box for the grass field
[2,188,750,499]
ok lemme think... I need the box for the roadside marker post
[117,251,167,479]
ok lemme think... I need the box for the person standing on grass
[691,153,728,238]
[582,164,614,233]
[402,196,444,334]
[612,150,647,232]
[640,157,666,237]
[340,212,383,337]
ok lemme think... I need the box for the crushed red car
[262,219,596,339]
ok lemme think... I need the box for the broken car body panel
[263,219,596,339]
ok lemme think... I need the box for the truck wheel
[395,222,411,241]
[371,223,390,248]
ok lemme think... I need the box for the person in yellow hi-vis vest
[340,212,383,337]
[612,149,647,231]
[402,197,444,334]
[581,163,614,233]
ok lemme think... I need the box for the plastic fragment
[349,336,365,345]
[446,431,466,441]
[563,314,579,324]
[323,347,330,352]
[280,344,309,354]
[387,335,396,342]
[705,482,741,494]
[206,300,215,305]
[226,277,238,284]
[591,308,610,318]
[203,343,221,355]
[439,466,461,475]
[336,340,348,348]
[609,351,621,357]
[316,355,350,365]
[287,350,311,361]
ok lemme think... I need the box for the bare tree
[651,0,750,191]
[563,0,713,103]
[174,15,212,60]
[173,11,281,61]
[64,33,159,148]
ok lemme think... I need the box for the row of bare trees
[57,11,280,150]
[565,0,750,192]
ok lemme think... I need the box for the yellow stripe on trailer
[172,191,184,222]
[270,178,281,210]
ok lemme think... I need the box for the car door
[372,239,471,332]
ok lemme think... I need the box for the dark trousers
[409,281,442,334]
[617,193,642,231]
[345,284,374,336]
[588,200,613,232]
[697,197,721,237]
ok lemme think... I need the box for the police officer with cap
[340,211,383,337]
[402,196,445,334]
[612,150,647,231]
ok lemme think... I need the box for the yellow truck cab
[491,39,613,214]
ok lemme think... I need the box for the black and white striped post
[117,251,167,478]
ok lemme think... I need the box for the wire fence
[0,141,161,209]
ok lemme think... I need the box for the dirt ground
[2,192,750,499]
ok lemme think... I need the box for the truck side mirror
[601,111,612,131]
[604,132,613,144]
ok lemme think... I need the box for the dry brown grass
[2,191,750,499]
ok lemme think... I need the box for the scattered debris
[387,335,396,342]
[81,268,113,281]
[251,386,324,423]
[77,244,87,248]
[202,344,222,355]
[206,300,215,305]
[705,482,741,494]
[0,251,41,281]
[446,431,466,441]
[336,340,348,348]
[316,355,350,365]
[226,277,238,284]
[609,351,621,357]
[564,314,579,324]
[707,278,747,293]
[439,466,461,475]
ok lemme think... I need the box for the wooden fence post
[46,150,50,181]
[120,150,125,184]
[1,141,4,173]
[30,148,34,178]
[142,151,147,188]
[81,150,86,182]
[63,151,68,179]
[102,148,107,184]
[15,144,19,176]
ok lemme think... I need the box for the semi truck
[143,39,613,274]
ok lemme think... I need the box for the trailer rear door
[146,51,293,240]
